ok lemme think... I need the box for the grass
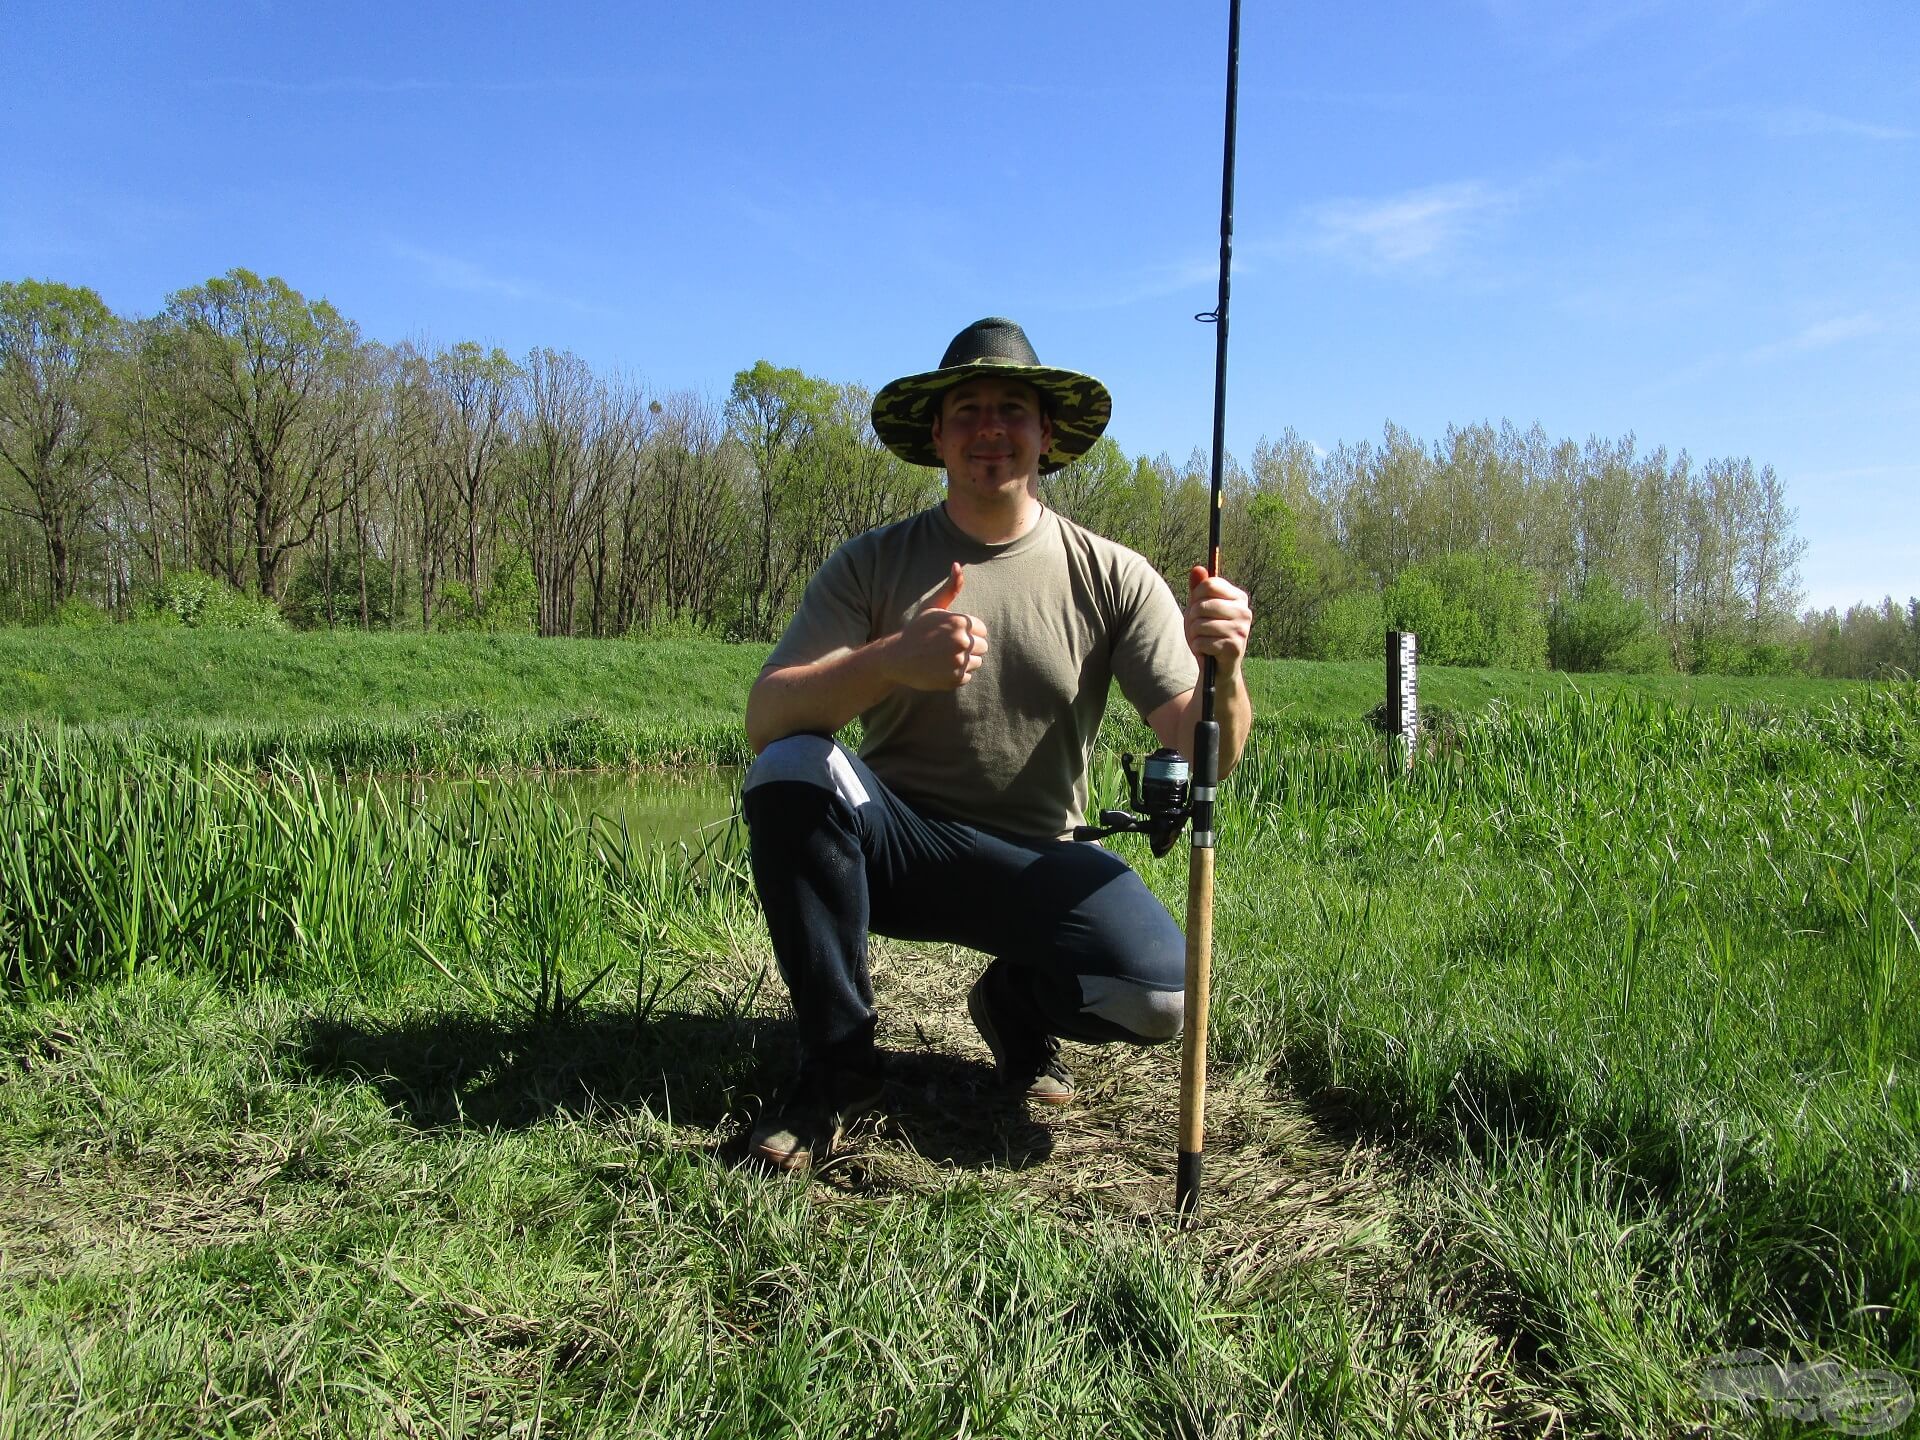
[0,628,768,729]
[1,632,1914,1434]
[0,972,1513,1438]
[0,628,1861,776]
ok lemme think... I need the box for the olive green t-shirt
[764,503,1195,839]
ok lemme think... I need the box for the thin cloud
[1052,255,1223,312]
[1472,0,1675,61]
[202,75,627,98]
[1766,106,1912,141]
[389,242,609,317]
[1299,180,1516,270]
[1792,463,1920,484]
[1746,313,1884,363]
[1673,104,1913,142]
[391,243,534,302]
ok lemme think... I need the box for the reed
[0,729,752,1004]
[1157,681,1920,1373]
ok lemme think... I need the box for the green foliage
[1309,589,1386,660]
[626,609,728,643]
[281,544,396,630]
[48,596,110,628]
[0,278,118,352]
[432,578,477,629]
[1799,595,1920,679]
[1233,491,1320,658]
[134,570,286,631]
[1548,573,1662,672]
[0,279,122,605]
[481,550,537,632]
[435,551,536,633]
[1384,553,1547,668]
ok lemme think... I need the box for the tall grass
[1153,682,1920,1374]
[0,730,751,1002]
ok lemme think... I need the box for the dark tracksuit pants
[741,734,1186,1065]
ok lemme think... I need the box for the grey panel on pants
[744,734,871,809]
[1077,974,1185,1041]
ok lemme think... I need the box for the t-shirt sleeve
[1111,558,1198,722]
[763,538,874,671]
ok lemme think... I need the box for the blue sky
[5,1,1914,612]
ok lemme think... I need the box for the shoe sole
[967,979,1075,1106]
[749,1080,886,1174]
[750,1136,820,1173]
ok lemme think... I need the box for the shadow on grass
[293,1004,1052,1174]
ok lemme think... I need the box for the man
[742,317,1253,1172]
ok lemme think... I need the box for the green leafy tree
[1039,434,1132,536]
[0,280,119,604]
[1228,492,1317,658]
[726,360,837,640]
[158,269,362,600]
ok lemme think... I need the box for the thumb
[1188,565,1211,596]
[927,561,965,611]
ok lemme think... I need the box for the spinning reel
[1072,747,1193,857]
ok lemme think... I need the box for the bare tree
[430,342,517,598]
[509,348,609,637]
[635,391,743,631]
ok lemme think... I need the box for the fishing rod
[1076,0,1240,1219]
[1179,0,1240,1221]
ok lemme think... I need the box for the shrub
[434,553,536,634]
[50,597,111,628]
[134,571,286,631]
[282,545,395,629]
[1384,554,1546,669]
[626,610,727,643]
[1309,589,1386,660]
[1549,574,1657,672]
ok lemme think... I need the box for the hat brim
[871,360,1111,476]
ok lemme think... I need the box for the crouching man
[742,317,1252,1172]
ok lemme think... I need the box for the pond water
[362,767,743,848]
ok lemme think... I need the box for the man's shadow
[293,1002,1053,1173]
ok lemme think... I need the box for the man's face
[929,376,1054,496]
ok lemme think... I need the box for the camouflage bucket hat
[870,317,1112,476]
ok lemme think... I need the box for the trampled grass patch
[0,971,1535,1438]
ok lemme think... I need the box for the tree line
[2,270,1911,679]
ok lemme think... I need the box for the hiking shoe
[968,963,1075,1106]
[748,1059,886,1173]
